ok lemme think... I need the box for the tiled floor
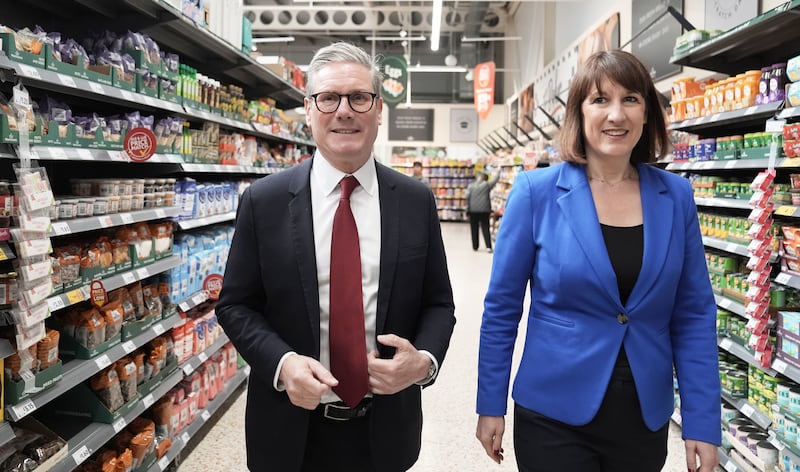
[178,222,713,471]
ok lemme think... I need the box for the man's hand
[685,439,719,472]
[476,415,505,464]
[367,334,431,395]
[278,354,338,410]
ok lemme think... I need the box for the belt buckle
[323,403,352,421]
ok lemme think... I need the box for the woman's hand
[476,415,506,464]
[685,439,719,472]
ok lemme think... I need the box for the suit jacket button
[617,313,628,324]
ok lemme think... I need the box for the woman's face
[581,78,646,162]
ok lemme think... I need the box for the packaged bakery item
[75,307,106,349]
[90,367,124,411]
[113,357,137,402]
[100,300,124,340]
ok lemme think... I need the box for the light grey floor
[178,222,704,471]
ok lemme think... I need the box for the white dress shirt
[274,153,381,404]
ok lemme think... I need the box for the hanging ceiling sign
[380,55,408,109]
[474,61,496,120]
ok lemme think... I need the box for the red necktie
[329,175,368,407]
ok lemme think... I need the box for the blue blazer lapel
[626,164,673,310]
[376,162,399,335]
[288,158,321,354]
[556,163,621,308]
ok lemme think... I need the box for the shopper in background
[475,50,720,472]
[466,170,499,252]
[412,161,431,187]
[217,42,456,472]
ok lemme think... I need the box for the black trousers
[513,376,668,472]
[301,409,375,472]
[469,212,492,250]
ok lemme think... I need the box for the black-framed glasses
[309,92,378,113]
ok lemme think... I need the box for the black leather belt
[316,398,372,421]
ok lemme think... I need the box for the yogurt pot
[756,440,778,466]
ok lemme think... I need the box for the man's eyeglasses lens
[312,92,377,113]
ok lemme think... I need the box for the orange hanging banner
[474,61,496,120]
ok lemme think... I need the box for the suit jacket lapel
[626,165,673,310]
[376,162,399,335]
[288,159,322,356]
[556,163,622,308]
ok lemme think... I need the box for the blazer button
[617,313,629,324]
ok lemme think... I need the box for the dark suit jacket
[216,157,456,472]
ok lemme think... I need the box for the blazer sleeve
[216,185,293,385]
[477,171,536,416]
[670,178,722,445]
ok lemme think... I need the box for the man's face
[305,62,383,172]
[413,165,423,176]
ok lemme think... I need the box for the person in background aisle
[475,50,720,472]
[411,161,431,187]
[215,41,456,472]
[466,170,499,252]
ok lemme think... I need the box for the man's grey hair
[306,42,383,95]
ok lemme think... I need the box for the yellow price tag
[782,158,800,168]
[66,289,85,304]
[776,206,797,216]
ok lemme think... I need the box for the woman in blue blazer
[476,50,720,472]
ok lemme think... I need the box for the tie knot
[340,176,359,200]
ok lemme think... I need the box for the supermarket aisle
[178,222,696,471]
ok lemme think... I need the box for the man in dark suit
[216,42,456,472]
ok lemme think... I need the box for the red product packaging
[198,367,209,409]
[750,170,776,192]
[188,391,199,424]
[179,398,190,431]
[183,318,195,358]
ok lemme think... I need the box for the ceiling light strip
[252,36,296,43]
[365,35,426,41]
[430,0,442,51]
[461,36,521,42]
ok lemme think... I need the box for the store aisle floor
[178,222,701,471]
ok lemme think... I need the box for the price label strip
[122,340,137,354]
[11,398,37,419]
[112,417,127,433]
[143,393,155,408]
[95,354,112,370]
[158,456,170,471]
[72,445,92,466]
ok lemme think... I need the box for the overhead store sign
[474,61,495,120]
[380,55,408,109]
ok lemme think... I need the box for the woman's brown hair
[558,50,670,164]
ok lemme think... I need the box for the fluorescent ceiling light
[365,35,426,41]
[430,0,442,51]
[462,36,521,42]
[252,36,296,43]
[409,65,468,73]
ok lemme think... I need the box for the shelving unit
[667,2,800,466]
[391,163,474,222]
[148,366,249,472]
[5,314,183,422]
[0,1,290,465]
